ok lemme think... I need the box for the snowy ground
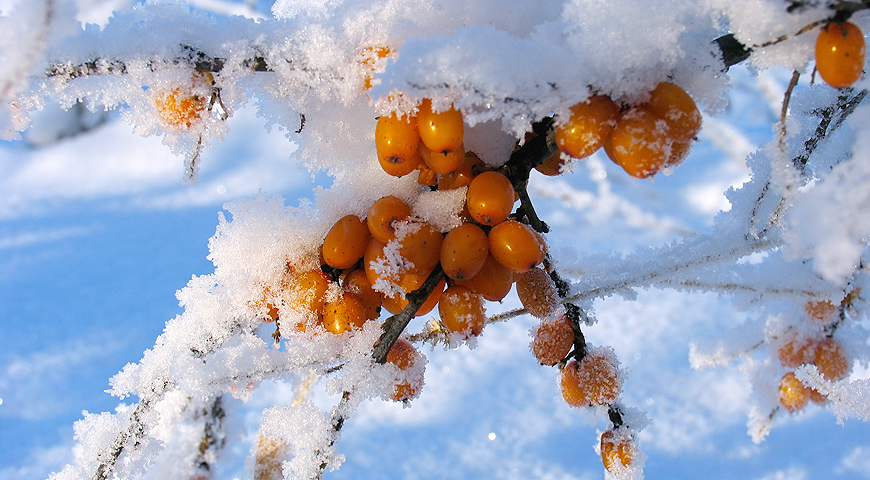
[0,2,869,477]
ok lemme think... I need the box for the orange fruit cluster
[815,21,866,88]
[153,72,213,129]
[550,82,702,178]
[776,299,850,412]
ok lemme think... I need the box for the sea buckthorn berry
[342,268,383,321]
[364,236,392,289]
[814,337,849,381]
[386,338,424,402]
[531,315,574,366]
[600,429,634,474]
[535,151,569,176]
[383,272,446,316]
[417,163,438,186]
[805,299,838,325]
[816,21,866,88]
[777,334,816,368]
[367,196,413,243]
[438,285,486,338]
[323,214,370,269]
[361,45,392,90]
[466,171,516,226]
[666,139,692,167]
[488,220,545,273]
[643,82,702,142]
[154,72,213,129]
[441,223,489,281]
[439,151,484,190]
[322,291,367,335]
[555,95,619,159]
[516,267,559,318]
[287,270,331,330]
[420,141,465,174]
[560,348,622,407]
[376,113,421,176]
[395,221,444,275]
[457,253,515,302]
[779,371,810,412]
[417,98,464,153]
[608,107,672,179]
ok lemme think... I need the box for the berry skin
[376,113,421,177]
[395,221,444,276]
[441,223,489,281]
[367,196,413,243]
[805,299,838,325]
[286,270,331,330]
[363,236,391,288]
[608,107,671,178]
[560,348,621,407]
[816,21,866,88]
[600,429,634,474]
[438,285,486,338]
[322,291,367,334]
[420,141,465,174]
[153,72,213,129]
[777,334,816,368]
[642,82,702,142]
[386,337,424,402]
[814,337,849,381]
[516,266,559,318]
[439,152,484,190]
[488,220,545,273]
[534,151,569,176]
[531,315,574,366]
[342,268,383,321]
[323,214,370,269]
[555,95,619,159]
[466,171,516,226]
[779,371,810,412]
[417,98,464,153]
[457,253,515,302]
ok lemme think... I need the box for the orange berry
[814,337,849,381]
[376,113,421,177]
[466,171,516,226]
[438,285,486,338]
[488,220,545,273]
[516,267,559,318]
[779,371,810,412]
[386,338,424,401]
[153,72,212,129]
[608,107,671,178]
[342,268,383,321]
[457,253,515,302]
[600,429,634,473]
[555,95,619,159]
[534,151,569,176]
[286,270,331,330]
[777,334,816,368]
[816,21,866,88]
[322,291,367,335]
[643,82,702,142]
[531,315,574,366]
[417,98,463,153]
[805,300,838,325]
[441,223,489,281]
[367,196,413,244]
[420,141,465,174]
[323,214,370,270]
[560,349,621,407]
[395,221,444,276]
[382,272,446,316]
[439,151,484,190]
[363,236,391,288]
[417,163,438,186]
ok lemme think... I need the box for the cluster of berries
[777,299,852,412]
